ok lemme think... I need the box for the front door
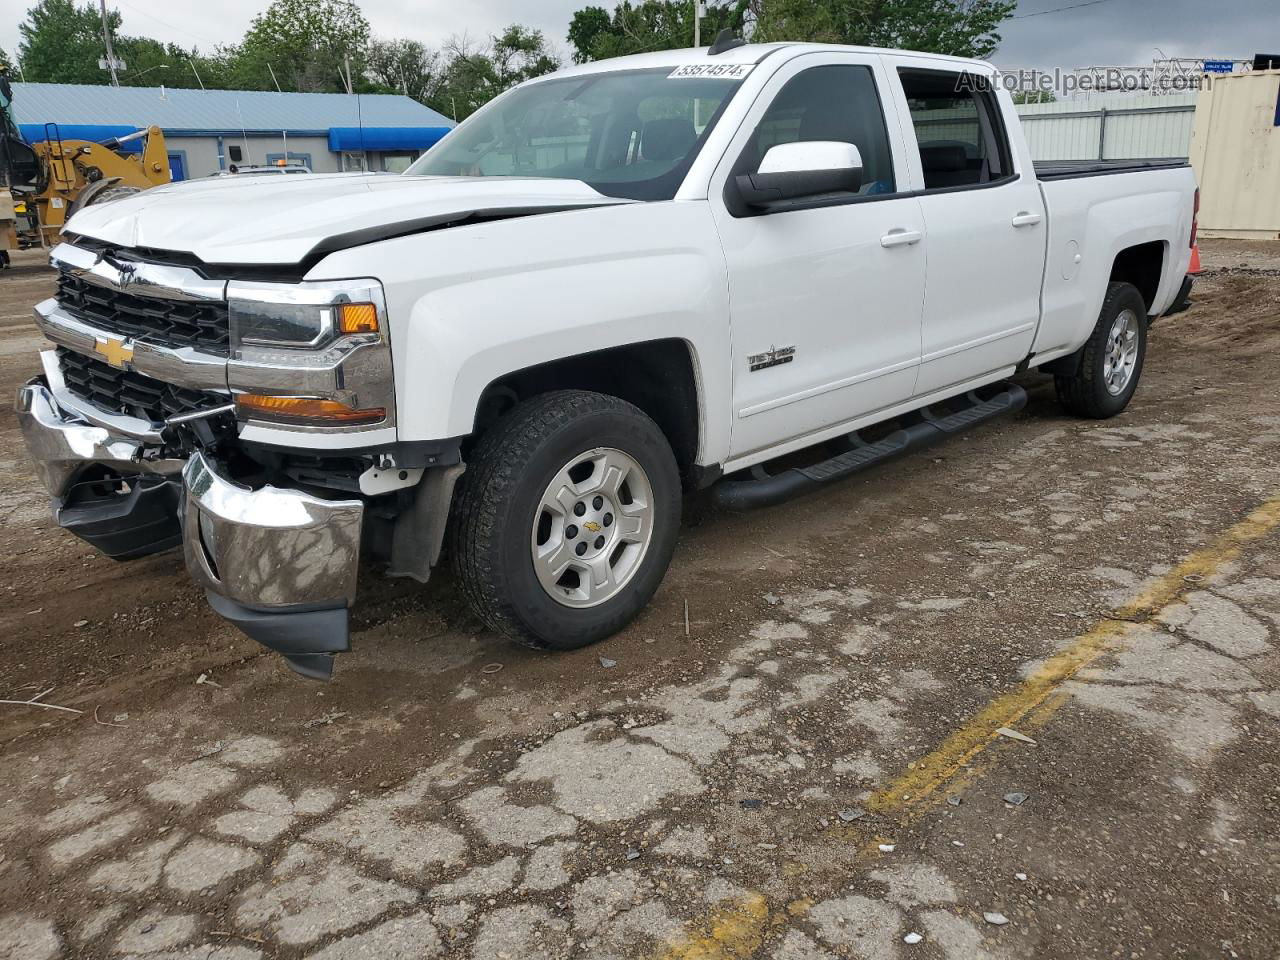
[709,53,926,462]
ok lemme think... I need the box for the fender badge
[95,335,134,369]
[747,344,795,372]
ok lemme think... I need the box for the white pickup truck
[17,40,1199,678]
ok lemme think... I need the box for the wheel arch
[1109,240,1167,315]
[470,338,705,485]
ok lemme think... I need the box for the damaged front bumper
[182,452,363,680]
[16,373,365,680]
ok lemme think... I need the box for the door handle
[880,228,922,248]
[1012,212,1043,228]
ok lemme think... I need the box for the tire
[449,389,682,651]
[88,185,143,206]
[1055,281,1148,419]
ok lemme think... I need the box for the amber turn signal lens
[337,302,378,334]
[236,394,385,425]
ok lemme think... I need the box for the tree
[366,37,441,101]
[569,0,1014,61]
[567,7,613,64]
[434,26,560,121]
[749,0,1016,59]
[227,0,371,93]
[113,36,208,88]
[490,25,560,88]
[1012,88,1056,105]
[14,0,225,89]
[569,1,748,63]
[17,0,116,85]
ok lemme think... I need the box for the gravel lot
[1,240,1279,960]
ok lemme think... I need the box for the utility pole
[99,0,120,86]
[693,0,702,48]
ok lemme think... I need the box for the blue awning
[327,126,451,152]
[18,124,146,151]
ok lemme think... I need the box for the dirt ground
[1,239,1279,960]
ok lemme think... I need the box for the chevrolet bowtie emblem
[584,521,602,533]
[95,336,134,369]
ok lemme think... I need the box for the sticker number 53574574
[667,63,755,80]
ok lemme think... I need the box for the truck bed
[1033,159,1191,181]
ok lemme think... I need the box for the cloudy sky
[2,0,1273,76]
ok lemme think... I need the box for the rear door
[709,52,926,462]
[884,60,1047,397]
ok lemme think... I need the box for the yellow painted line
[866,492,1280,823]
[659,893,769,960]
[655,493,1280,960]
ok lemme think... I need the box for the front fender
[313,202,733,466]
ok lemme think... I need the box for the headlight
[225,278,394,431]
[228,279,381,350]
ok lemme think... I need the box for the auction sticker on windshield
[668,63,755,79]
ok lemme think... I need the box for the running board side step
[713,384,1027,511]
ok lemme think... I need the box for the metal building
[1189,68,1280,240]
[10,82,453,180]
[1016,91,1199,162]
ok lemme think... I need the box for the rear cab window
[897,69,1015,191]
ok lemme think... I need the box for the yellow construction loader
[2,71,170,261]
[25,125,171,245]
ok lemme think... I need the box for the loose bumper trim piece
[205,592,350,681]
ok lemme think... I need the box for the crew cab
[16,41,1199,678]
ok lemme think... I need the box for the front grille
[57,347,225,424]
[56,272,230,356]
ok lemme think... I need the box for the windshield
[404,67,745,201]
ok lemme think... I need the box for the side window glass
[898,69,1014,190]
[743,64,897,196]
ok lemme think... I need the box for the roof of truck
[535,42,993,84]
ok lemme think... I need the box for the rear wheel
[1055,281,1148,419]
[450,390,681,650]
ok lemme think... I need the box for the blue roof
[10,82,454,137]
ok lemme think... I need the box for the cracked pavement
[2,242,1280,959]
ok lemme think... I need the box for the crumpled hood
[64,172,633,266]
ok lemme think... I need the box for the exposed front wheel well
[471,339,701,481]
[1110,241,1166,314]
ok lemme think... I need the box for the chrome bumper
[181,452,364,610]
[15,377,184,498]
[16,374,366,679]
[16,378,363,613]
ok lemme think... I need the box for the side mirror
[735,141,863,211]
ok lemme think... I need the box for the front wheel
[1055,281,1149,419]
[449,390,681,650]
